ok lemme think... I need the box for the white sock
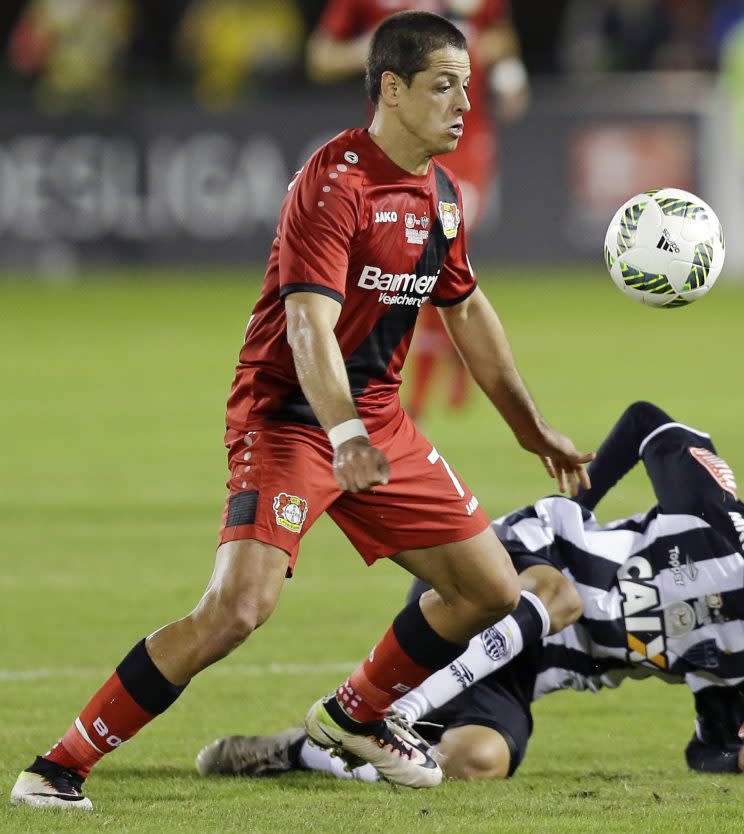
[395,590,550,722]
[298,739,380,782]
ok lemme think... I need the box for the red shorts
[219,409,490,574]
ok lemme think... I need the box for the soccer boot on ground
[10,757,92,810]
[304,696,442,788]
[196,728,306,777]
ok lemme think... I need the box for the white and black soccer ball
[604,188,725,308]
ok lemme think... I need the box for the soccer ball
[603,188,725,307]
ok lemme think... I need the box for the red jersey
[226,128,477,434]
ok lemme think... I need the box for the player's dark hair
[366,11,467,106]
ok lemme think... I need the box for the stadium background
[1,2,743,832]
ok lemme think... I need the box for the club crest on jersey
[663,601,696,638]
[438,201,461,240]
[273,492,308,533]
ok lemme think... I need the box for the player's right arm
[306,32,371,83]
[284,292,389,493]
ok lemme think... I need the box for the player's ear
[379,71,400,107]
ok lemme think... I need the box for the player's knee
[440,734,510,781]
[199,588,278,657]
[470,575,520,628]
[625,400,670,432]
[520,566,582,634]
[544,576,583,634]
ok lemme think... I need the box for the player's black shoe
[196,728,306,777]
[10,757,92,810]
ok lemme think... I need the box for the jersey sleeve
[316,0,363,39]
[491,505,566,574]
[278,153,360,304]
[429,194,478,307]
[474,0,510,26]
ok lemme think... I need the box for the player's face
[396,46,471,157]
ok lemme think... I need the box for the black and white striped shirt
[492,497,744,700]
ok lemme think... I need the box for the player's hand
[333,437,390,493]
[522,426,594,494]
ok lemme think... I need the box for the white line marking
[0,661,355,683]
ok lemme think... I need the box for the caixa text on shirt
[357,264,439,307]
[618,554,669,670]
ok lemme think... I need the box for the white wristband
[328,418,368,450]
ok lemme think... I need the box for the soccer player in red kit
[11,12,590,809]
[307,0,529,422]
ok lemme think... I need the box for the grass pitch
[1,267,743,833]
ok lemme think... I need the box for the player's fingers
[576,463,592,491]
[738,722,744,740]
[377,456,391,486]
[333,468,350,492]
[556,464,567,494]
[541,456,555,478]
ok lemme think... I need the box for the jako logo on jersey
[618,555,668,669]
[375,211,398,223]
[728,511,744,548]
[357,264,439,307]
[272,492,308,533]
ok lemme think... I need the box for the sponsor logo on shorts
[729,511,744,548]
[481,626,508,661]
[272,492,308,533]
[689,447,738,499]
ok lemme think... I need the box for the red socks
[44,639,185,778]
[335,601,465,723]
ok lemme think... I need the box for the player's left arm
[439,287,593,493]
[684,686,744,773]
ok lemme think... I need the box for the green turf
[1,267,743,833]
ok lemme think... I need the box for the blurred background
[0,0,743,274]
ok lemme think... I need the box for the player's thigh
[642,424,737,514]
[197,539,290,629]
[393,525,519,610]
[437,724,512,781]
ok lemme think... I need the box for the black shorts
[418,641,541,777]
[406,578,539,777]
[639,419,744,548]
